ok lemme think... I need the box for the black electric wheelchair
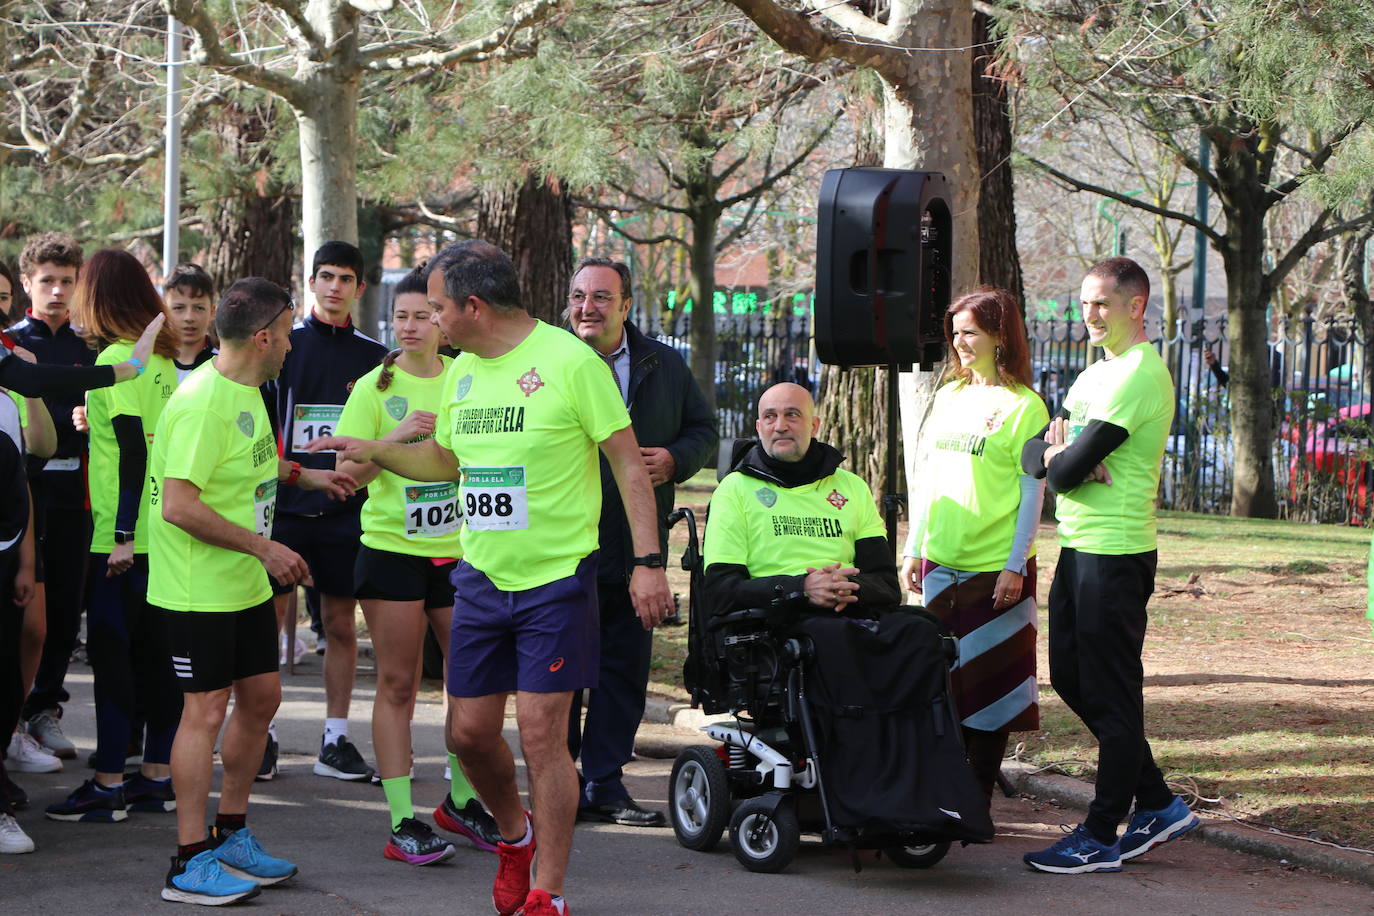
[663,506,994,874]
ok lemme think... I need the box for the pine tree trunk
[972,9,1022,301]
[476,174,573,325]
[203,103,295,289]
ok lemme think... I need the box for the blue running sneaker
[1024,825,1123,874]
[44,779,128,823]
[210,827,298,885]
[1119,796,1200,860]
[162,850,261,905]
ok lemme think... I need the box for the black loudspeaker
[814,168,952,370]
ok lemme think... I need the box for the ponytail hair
[376,348,402,391]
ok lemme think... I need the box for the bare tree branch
[363,0,558,71]
[165,0,309,107]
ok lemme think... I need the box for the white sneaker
[6,732,62,773]
[26,710,76,759]
[0,813,35,854]
[279,635,308,665]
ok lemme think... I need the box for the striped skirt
[919,558,1039,733]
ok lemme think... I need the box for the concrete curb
[642,695,1374,888]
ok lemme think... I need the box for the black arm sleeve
[111,414,147,533]
[850,535,901,611]
[703,563,807,618]
[1019,407,1070,477]
[0,354,117,399]
[1209,361,1229,387]
[1044,419,1129,493]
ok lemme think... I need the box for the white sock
[507,814,533,847]
[267,721,278,741]
[323,719,348,746]
[550,896,565,915]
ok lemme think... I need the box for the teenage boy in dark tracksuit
[262,242,385,781]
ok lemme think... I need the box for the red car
[1289,402,1373,521]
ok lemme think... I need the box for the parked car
[1288,402,1373,522]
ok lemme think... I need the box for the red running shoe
[492,821,536,916]
[514,889,567,915]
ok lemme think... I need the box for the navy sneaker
[313,736,372,782]
[162,850,260,906]
[1024,824,1123,874]
[124,774,176,813]
[211,826,298,885]
[45,779,128,823]
[1119,796,1200,860]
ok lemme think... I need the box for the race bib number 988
[254,479,278,538]
[460,466,528,531]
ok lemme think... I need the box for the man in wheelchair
[702,382,900,618]
[672,382,992,872]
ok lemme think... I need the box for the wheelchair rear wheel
[669,746,730,851]
[884,841,950,869]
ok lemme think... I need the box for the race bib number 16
[292,404,343,452]
[460,466,528,531]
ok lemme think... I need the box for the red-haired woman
[900,286,1048,812]
[45,249,182,824]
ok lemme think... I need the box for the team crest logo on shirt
[984,408,1005,433]
[385,395,408,420]
[237,412,254,437]
[826,489,848,509]
[755,487,777,508]
[254,482,270,500]
[517,367,544,397]
[455,374,472,401]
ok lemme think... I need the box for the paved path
[3,658,1371,914]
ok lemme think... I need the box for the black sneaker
[124,773,176,813]
[313,736,373,781]
[384,818,455,866]
[433,794,502,852]
[1,771,27,810]
[256,736,279,782]
[44,778,128,822]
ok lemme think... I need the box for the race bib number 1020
[460,466,528,531]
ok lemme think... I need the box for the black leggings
[0,549,21,813]
[86,553,182,773]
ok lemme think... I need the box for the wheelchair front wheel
[884,841,950,869]
[729,795,800,873]
[669,746,730,852]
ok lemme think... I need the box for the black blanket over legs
[796,611,995,844]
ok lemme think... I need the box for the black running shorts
[353,544,457,608]
[269,511,362,597]
[162,599,278,693]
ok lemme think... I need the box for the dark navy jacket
[594,321,717,584]
[6,313,96,510]
[263,310,386,518]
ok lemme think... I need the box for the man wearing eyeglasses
[262,241,386,783]
[149,279,357,905]
[564,258,716,828]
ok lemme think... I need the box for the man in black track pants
[262,242,385,781]
[1020,258,1199,875]
[9,233,92,762]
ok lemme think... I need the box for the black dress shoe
[577,798,668,828]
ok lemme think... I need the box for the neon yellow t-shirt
[1056,342,1174,554]
[148,362,278,612]
[915,381,1048,571]
[88,342,178,554]
[336,357,464,558]
[703,467,886,577]
[434,321,629,591]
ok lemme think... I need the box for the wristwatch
[284,461,302,486]
[631,553,666,569]
[114,529,135,545]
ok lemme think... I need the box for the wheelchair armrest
[706,606,780,632]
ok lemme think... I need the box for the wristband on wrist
[127,357,146,376]
[284,461,302,486]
